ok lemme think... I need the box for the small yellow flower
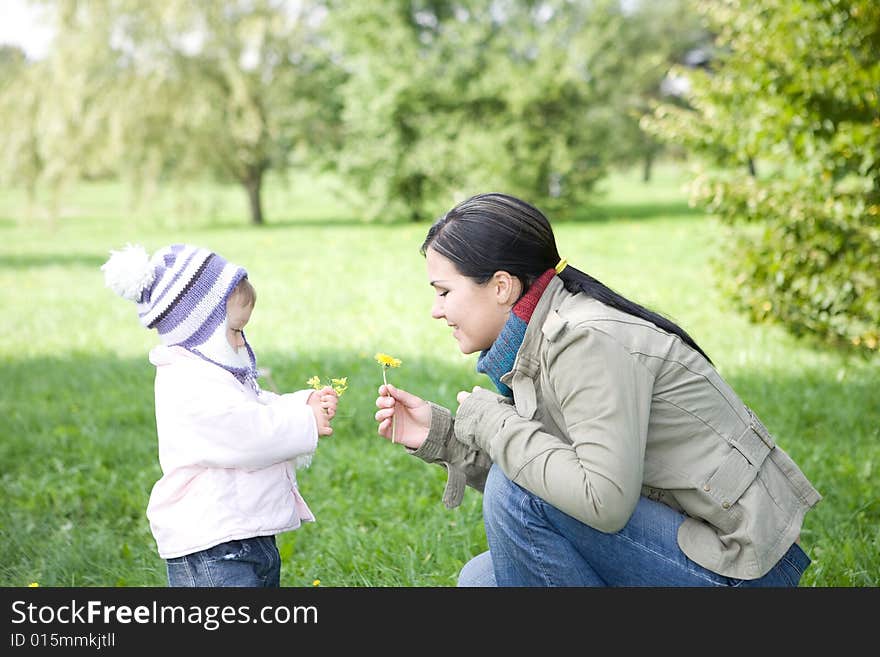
[312,579,321,586]
[28,582,39,587]
[308,375,347,397]
[375,353,403,443]
[375,353,402,368]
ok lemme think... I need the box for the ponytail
[557,265,713,365]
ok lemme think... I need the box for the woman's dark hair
[421,192,713,364]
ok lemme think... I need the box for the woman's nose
[430,300,444,320]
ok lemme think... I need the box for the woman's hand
[455,385,483,407]
[375,384,431,449]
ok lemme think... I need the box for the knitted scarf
[476,268,556,397]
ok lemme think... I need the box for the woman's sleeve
[408,402,494,508]
[454,327,654,532]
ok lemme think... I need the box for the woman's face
[426,247,515,354]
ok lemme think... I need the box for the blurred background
[0,0,877,586]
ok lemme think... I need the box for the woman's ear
[492,271,522,307]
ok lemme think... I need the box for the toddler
[102,243,337,587]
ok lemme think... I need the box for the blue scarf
[476,269,556,397]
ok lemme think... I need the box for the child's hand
[308,386,338,437]
[319,386,338,420]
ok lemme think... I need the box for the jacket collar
[476,268,556,396]
[499,276,570,387]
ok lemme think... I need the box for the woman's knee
[482,464,518,533]
[457,550,497,587]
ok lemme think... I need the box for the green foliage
[0,0,346,224]
[0,45,40,196]
[595,1,707,177]
[645,0,880,351]
[698,175,880,350]
[326,0,703,220]
[1,0,703,224]
[0,166,877,586]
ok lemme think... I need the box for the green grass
[1,164,877,586]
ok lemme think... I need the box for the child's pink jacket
[146,345,317,559]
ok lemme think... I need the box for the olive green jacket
[411,277,821,580]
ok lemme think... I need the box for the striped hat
[101,243,247,348]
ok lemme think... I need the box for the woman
[374,192,821,587]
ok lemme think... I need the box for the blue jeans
[166,535,281,587]
[458,464,811,587]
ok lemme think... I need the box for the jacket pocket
[734,406,776,465]
[706,407,779,499]
[703,448,758,513]
[699,407,777,528]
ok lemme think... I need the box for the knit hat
[102,243,257,382]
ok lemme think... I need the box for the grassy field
[1,166,877,586]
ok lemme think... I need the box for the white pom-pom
[101,244,155,301]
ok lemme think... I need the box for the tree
[0,46,43,204]
[2,0,345,225]
[603,0,708,181]
[327,0,705,221]
[644,0,879,351]
[0,15,121,217]
[324,0,516,221]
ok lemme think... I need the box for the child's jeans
[166,535,281,587]
[459,464,812,587]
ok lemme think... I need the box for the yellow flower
[375,352,402,368]
[375,353,403,443]
[28,582,39,587]
[308,375,347,397]
[312,579,321,587]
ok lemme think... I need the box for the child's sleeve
[155,364,318,470]
[257,388,312,406]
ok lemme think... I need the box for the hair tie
[554,257,568,274]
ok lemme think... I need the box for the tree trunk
[642,150,654,183]
[747,157,757,177]
[244,172,264,225]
